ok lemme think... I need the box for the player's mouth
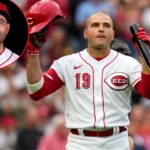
[95,35,106,39]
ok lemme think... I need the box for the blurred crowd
[0,0,150,150]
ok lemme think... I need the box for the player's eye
[0,19,4,24]
[104,23,111,28]
[91,23,99,27]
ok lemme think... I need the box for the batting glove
[131,28,150,57]
[136,27,150,48]
[27,24,49,55]
[27,34,45,55]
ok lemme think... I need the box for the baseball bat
[130,24,150,68]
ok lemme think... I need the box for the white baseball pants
[66,131,130,150]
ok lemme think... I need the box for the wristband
[28,49,40,55]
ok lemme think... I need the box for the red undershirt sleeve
[29,69,64,101]
[134,72,150,99]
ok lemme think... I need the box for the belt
[70,127,127,137]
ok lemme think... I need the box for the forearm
[134,58,150,99]
[141,57,150,74]
[135,73,150,99]
[28,69,64,100]
[27,55,42,84]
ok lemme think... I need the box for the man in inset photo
[0,1,28,68]
[0,2,18,67]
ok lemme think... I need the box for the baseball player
[26,7,150,150]
[0,2,19,68]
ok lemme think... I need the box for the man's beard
[0,40,4,44]
[0,35,6,44]
[92,44,107,50]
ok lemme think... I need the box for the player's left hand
[26,33,46,55]
[26,23,50,55]
[131,27,150,57]
[136,27,150,48]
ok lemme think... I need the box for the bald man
[0,2,19,68]
[26,12,150,150]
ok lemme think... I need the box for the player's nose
[98,24,104,32]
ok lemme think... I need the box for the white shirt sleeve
[51,59,65,83]
[128,58,142,87]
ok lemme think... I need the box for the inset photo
[0,0,28,68]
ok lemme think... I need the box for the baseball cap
[0,2,11,22]
[0,115,17,127]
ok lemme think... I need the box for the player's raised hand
[131,27,150,57]
[25,0,65,55]
[136,28,150,48]
[26,28,47,55]
[26,37,44,55]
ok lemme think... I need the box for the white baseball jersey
[0,48,19,68]
[51,49,141,129]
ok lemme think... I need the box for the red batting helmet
[26,0,65,34]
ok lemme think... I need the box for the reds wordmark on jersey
[48,49,141,129]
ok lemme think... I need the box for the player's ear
[84,29,88,40]
[112,30,115,40]
[6,24,10,34]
